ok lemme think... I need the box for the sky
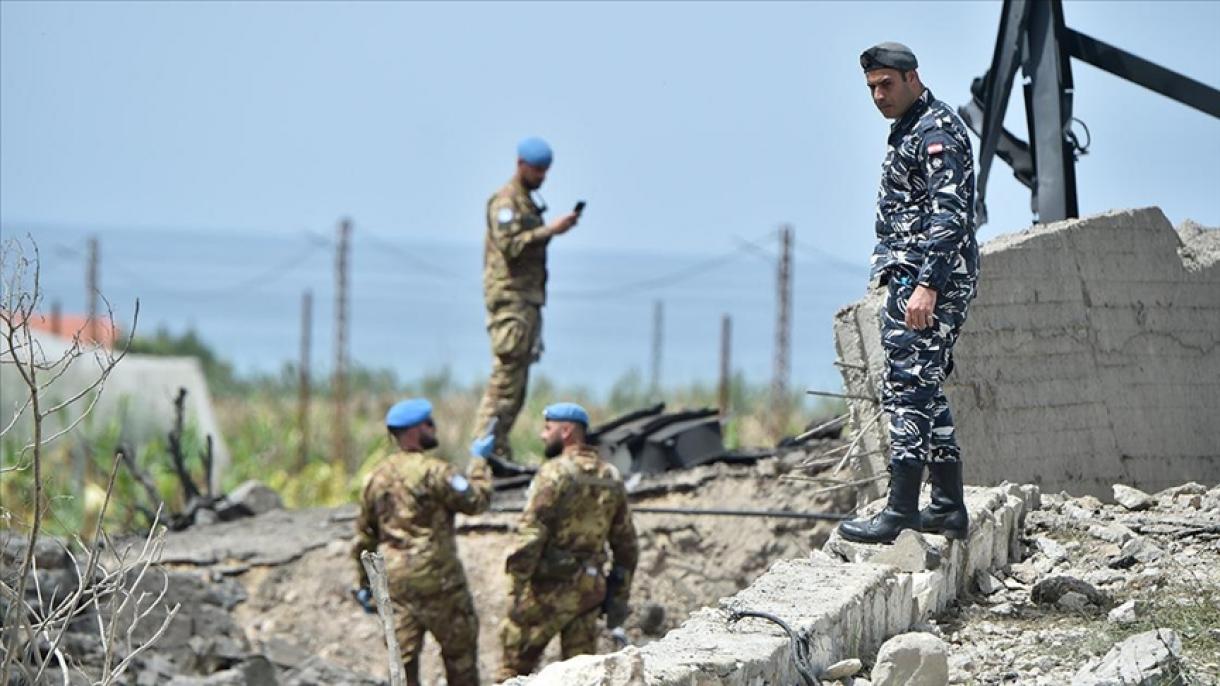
[1,1,1219,395]
[3,1,1218,259]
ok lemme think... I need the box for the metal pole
[333,219,352,472]
[298,290,312,470]
[718,314,731,416]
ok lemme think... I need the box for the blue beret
[385,398,432,429]
[517,137,553,168]
[543,402,589,426]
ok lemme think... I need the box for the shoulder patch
[449,474,470,493]
[927,142,944,155]
[496,207,515,226]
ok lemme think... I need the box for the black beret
[860,42,919,72]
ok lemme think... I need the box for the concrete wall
[1,326,231,489]
[510,483,1040,686]
[832,207,1220,499]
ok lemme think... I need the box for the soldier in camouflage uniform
[352,398,492,686]
[839,43,979,545]
[474,137,581,460]
[496,403,639,681]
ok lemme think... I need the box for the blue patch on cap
[385,398,432,429]
[517,136,553,168]
[543,402,589,426]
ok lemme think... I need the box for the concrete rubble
[870,632,949,686]
[514,482,1040,685]
[514,479,1219,686]
[832,208,1220,501]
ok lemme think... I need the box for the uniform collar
[563,443,600,460]
[509,176,545,214]
[889,88,934,141]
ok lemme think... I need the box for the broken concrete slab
[1072,628,1185,685]
[157,507,351,567]
[833,208,1220,501]
[513,483,1038,685]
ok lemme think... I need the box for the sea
[5,222,871,403]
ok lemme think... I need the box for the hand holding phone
[573,201,586,216]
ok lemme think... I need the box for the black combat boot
[837,459,923,544]
[919,461,969,540]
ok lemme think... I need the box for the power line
[552,231,779,300]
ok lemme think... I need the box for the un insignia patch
[496,207,515,226]
[450,474,470,493]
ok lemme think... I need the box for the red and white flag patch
[927,142,945,155]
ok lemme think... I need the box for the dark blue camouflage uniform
[872,89,979,465]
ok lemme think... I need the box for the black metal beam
[1063,28,1220,118]
[1021,0,1078,222]
[974,0,1033,226]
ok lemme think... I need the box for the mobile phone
[573,201,586,216]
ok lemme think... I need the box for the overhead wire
[552,230,780,300]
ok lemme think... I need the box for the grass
[2,364,844,538]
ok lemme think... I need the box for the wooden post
[650,299,663,395]
[360,551,407,686]
[298,290,312,470]
[771,225,793,436]
[333,219,352,471]
[718,314,732,416]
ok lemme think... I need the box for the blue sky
[3,0,1218,264]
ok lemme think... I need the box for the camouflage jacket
[872,89,979,292]
[505,445,638,588]
[353,451,492,592]
[484,178,551,308]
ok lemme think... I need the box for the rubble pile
[3,444,851,685]
[925,482,1220,685]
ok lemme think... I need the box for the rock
[1121,536,1165,563]
[1033,536,1068,563]
[528,646,645,685]
[1031,575,1108,607]
[1108,599,1143,626]
[872,632,949,686]
[825,529,942,572]
[237,657,278,686]
[1157,482,1207,498]
[637,602,666,636]
[1076,495,1105,510]
[217,481,283,519]
[1072,628,1184,685]
[1007,561,1039,585]
[988,602,1017,617]
[1089,522,1136,545]
[1112,484,1155,511]
[261,638,312,670]
[973,570,1002,596]
[1174,494,1202,510]
[821,658,863,680]
[1057,591,1091,612]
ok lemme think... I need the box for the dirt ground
[221,445,851,685]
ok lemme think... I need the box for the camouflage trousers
[387,572,480,686]
[879,272,975,464]
[496,568,607,680]
[474,302,543,458]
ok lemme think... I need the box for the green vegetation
[4,330,843,537]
